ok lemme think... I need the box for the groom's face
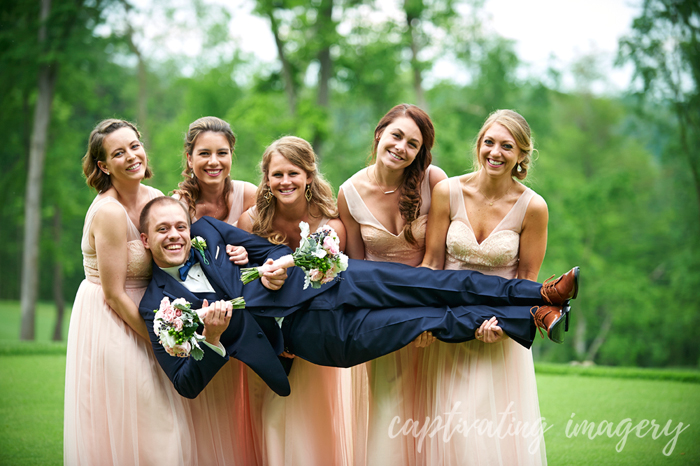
[141,203,192,268]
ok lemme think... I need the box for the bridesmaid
[171,116,262,465]
[237,136,352,466]
[337,104,446,466]
[419,109,548,465]
[65,119,194,465]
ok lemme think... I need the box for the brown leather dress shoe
[531,304,571,344]
[540,266,579,305]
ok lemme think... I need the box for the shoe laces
[540,274,560,304]
[530,305,553,339]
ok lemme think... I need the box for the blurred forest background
[1,0,698,368]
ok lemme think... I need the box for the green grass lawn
[1,301,699,465]
[0,300,71,343]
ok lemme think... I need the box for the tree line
[1,0,698,368]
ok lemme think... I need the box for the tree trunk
[265,6,296,116]
[120,0,149,144]
[573,311,587,360]
[405,10,427,111]
[585,311,612,362]
[313,0,333,157]
[20,0,57,340]
[51,205,65,341]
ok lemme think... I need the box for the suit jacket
[139,216,336,398]
[140,216,542,398]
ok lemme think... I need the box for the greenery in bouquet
[240,221,348,289]
[153,296,245,360]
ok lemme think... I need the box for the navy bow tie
[178,249,198,281]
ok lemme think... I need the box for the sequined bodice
[340,166,433,266]
[444,177,537,279]
[81,188,161,287]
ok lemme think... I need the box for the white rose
[299,221,310,239]
[172,298,188,308]
[338,253,349,271]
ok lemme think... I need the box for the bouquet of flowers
[153,296,245,360]
[240,221,349,289]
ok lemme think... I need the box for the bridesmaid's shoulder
[427,165,447,189]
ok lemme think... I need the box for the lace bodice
[340,166,433,266]
[444,177,538,278]
[81,187,162,286]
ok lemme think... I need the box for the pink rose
[309,269,324,282]
[323,236,339,255]
[165,341,191,358]
[174,318,184,331]
[162,308,177,323]
[175,309,182,317]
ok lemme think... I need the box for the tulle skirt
[413,339,547,466]
[247,359,353,466]
[352,344,421,466]
[64,279,195,465]
[186,360,261,465]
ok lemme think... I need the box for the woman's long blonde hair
[252,136,337,245]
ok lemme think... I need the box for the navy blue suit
[139,217,544,398]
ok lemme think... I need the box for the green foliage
[2,0,698,368]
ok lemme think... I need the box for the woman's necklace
[483,185,512,206]
[371,166,401,195]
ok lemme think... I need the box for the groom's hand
[201,300,232,347]
[261,259,288,291]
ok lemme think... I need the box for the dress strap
[339,173,385,231]
[448,177,469,223]
[418,165,433,216]
[227,180,246,224]
[500,187,536,233]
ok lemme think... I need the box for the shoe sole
[548,303,571,344]
[571,267,580,300]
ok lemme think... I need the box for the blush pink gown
[182,180,262,465]
[243,207,353,466]
[64,188,196,465]
[340,166,434,466]
[414,176,547,465]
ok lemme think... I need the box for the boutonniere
[191,236,209,265]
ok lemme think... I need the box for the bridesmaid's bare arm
[93,203,149,340]
[517,195,549,281]
[421,179,451,270]
[337,188,365,260]
[327,218,347,252]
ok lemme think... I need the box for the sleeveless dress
[340,166,434,466]
[243,208,353,466]
[178,179,262,466]
[414,177,547,465]
[64,188,196,465]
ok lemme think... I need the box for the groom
[138,196,578,398]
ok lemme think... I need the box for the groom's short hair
[139,196,191,234]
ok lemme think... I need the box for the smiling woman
[172,116,257,225]
[64,119,195,465]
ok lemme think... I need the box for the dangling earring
[264,186,273,204]
[516,163,523,173]
[305,184,312,202]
